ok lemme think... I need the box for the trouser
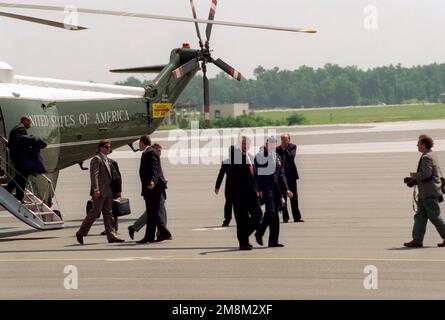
[133,194,168,238]
[78,195,118,242]
[281,180,302,222]
[412,197,445,242]
[223,190,233,224]
[143,190,171,242]
[233,195,262,247]
[5,162,28,202]
[257,194,280,246]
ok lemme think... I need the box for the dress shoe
[254,232,263,246]
[109,238,125,243]
[222,222,229,227]
[100,231,107,236]
[403,240,423,248]
[438,241,445,247]
[239,245,252,250]
[128,226,135,240]
[136,239,154,244]
[75,232,84,245]
[155,235,173,242]
[294,219,305,223]
[283,219,289,223]
[268,243,285,248]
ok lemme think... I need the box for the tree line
[117,63,445,109]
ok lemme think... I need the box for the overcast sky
[0,0,444,84]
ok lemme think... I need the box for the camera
[404,177,417,188]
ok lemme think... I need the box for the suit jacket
[139,146,164,197]
[215,161,233,193]
[227,147,258,201]
[276,143,299,181]
[8,124,28,164]
[109,159,122,197]
[19,135,47,175]
[89,154,113,198]
[415,149,442,200]
[255,147,289,197]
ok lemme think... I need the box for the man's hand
[287,190,293,198]
[93,191,101,200]
[113,192,121,199]
[147,181,155,190]
[257,191,263,198]
[215,188,219,195]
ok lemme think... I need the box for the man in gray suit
[76,139,125,244]
[404,134,445,248]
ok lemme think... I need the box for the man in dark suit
[255,136,293,247]
[136,135,172,244]
[76,139,124,244]
[5,116,47,202]
[215,145,235,227]
[128,143,170,241]
[276,133,304,223]
[228,136,262,250]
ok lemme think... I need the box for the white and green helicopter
[0,1,316,230]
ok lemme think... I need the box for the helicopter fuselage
[0,47,199,175]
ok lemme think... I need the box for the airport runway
[2,120,445,299]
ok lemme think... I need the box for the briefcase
[86,198,131,217]
[112,198,131,217]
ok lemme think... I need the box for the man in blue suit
[254,136,293,247]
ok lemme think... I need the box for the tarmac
[1,120,445,299]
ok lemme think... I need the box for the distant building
[439,93,445,103]
[208,103,250,119]
[168,103,199,125]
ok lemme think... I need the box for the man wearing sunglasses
[76,139,125,245]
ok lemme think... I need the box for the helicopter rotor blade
[0,10,86,30]
[172,58,199,80]
[110,65,166,73]
[205,0,217,42]
[189,0,203,45]
[213,58,242,81]
[0,3,317,34]
[203,66,210,129]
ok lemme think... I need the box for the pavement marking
[192,227,228,231]
[1,256,445,263]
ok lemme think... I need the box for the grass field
[258,103,445,125]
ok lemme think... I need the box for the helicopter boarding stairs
[0,164,64,230]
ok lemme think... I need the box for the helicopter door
[0,106,7,176]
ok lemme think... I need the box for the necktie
[245,153,254,176]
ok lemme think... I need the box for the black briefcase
[86,198,131,217]
[112,198,131,217]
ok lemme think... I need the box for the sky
[0,0,444,84]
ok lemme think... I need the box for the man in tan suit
[404,134,445,248]
[76,139,124,244]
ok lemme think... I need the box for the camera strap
[412,186,418,213]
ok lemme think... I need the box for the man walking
[128,143,170,241]
[276,133,303,223]
[229,136,262,250]
[404,134,445,248]
[136,136,172,244]
[255,136,293,248]
[76,139,124,244]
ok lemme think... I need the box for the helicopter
[0,1,316,229]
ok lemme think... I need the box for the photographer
[403,134,445,248]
